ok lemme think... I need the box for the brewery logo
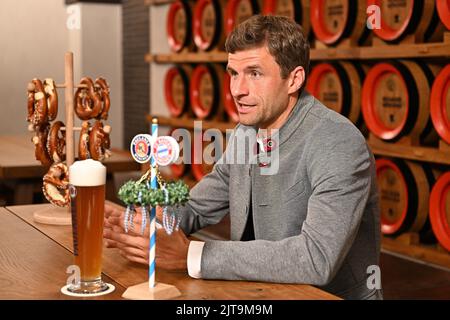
[69,184,77,199]
[130,134,152,163]
[152,136,180,166]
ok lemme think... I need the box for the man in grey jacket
[104,15,382,300]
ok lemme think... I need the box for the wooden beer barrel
[222,72,239,122]
[225,0,259,35]
[376,158,433,236]
[367,0,444,43]
[166,1,193,52]
[361,60,437,142]
[436,0,450,30]
[263,0,310,37]
[310,0,368,45]
[430,64,450,144]
[189,64,224,119]
[429,171,450,251]
[306,61,365,126]
[164,65,192,117]
[191,130,224,181]
[193,0,226,51]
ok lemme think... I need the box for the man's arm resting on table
[192,124,374,286]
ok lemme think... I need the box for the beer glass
[68,159,108,294]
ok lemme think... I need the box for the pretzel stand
[27,52,111,225]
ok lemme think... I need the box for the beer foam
[69,159,106,186]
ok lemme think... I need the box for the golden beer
[68,159,108,294]
[73,184,105,281]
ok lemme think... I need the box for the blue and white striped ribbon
[149,120,158,289]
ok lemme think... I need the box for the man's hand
[103,203,190,271]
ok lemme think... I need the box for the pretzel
[95,77,110,120]
[27,89,35,123]
[47,121,66,163]
[89,120,111,161]
[31,123,52,166]
[78,121,91,160]
[43,78,58,121]
[42,162,70,207]
[74,77,102,120]
[27,79,48,127]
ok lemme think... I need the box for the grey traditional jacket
[178,91,382,300]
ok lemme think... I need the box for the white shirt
[187,241,205,278]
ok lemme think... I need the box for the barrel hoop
[356,0,371,45]
[352,62,366,128]
[429,171,450,251]
[295,0,304,25]
[331,62,352,118]
[436,0,450,30]
[307,63,345,115]
[403,0,423,37]
[392,60,420,140]
[377,158,419,235]
[340,0,357,40]
[415,61,436,141]
[395,159,419,235]
[164,66,189,117]
[190,64,220,119]
[424,1,441,40]
[362,62,416,140]
[310,0,351,44]
[193,0,223,51]
[368,0,419,42]
[419,163,436,239]
[430,64,450,144]
[167,1,192,52]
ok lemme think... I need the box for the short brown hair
[225,15,310,83]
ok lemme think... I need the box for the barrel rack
[145,0,450,270]
[145,0,173,4]
[146,32,450,63]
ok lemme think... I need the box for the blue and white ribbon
[148,120,158,289]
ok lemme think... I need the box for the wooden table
[0,207,124,299]
[1,203,340,300]
[0,135,140,204]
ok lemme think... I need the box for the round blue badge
[130,134,152,163]
[152,136,179,166]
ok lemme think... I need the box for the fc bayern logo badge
[152,136,179,166]
[130,134,152,163]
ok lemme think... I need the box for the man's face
[227,46,292,129]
